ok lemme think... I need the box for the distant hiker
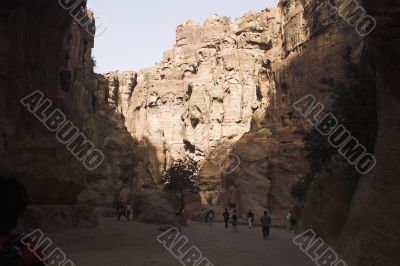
[231,210,238,232]
[126,202,133,221]
[0,176,46,266]
[200,208,206,224]
[223,209,230,228]
[207,209,215,226]
[260,211,272,240]
[176,204,185,231]
[116,200,125,221]
[284,211,292,231]
[247,210,255,228]
[290,214,297,232]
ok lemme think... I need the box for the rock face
[101,0,362,216]
[298,0,400,265]
[133,189,178,225]
[0,1,136,209]
[219,128,309,224]
[0,1,94,204]
[102,11,284,187]
[3,2,398,264]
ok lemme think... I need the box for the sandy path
[49,218,314,266]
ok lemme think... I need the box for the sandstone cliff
[0,0,136,228]
[2,2,399,264]
[297,0,400,265]
[100,0,363,221]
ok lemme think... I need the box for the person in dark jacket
[260,211,272,240]
[223,209,230,228]
[0,176,45,266]
[231,210,238,232]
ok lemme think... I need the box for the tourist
[290,214,297,232]
[176,204,185,231]
[247,210,255,228]
[207,208,215,226]
[200,208,205,224]
[223,209,230,228]
[204,208,209,224]
[0,176,46,265]
[231,210,238,232]
[284,211,292,231]
[116,200,125,221]
[260,211,272,240]
[126,202,133,221]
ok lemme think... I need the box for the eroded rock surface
[0,1,136,220]
[98,0,363,220]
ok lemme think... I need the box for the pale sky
[87,0,279,73]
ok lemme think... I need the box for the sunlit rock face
[101,10,284,187]
[98,0,363,214]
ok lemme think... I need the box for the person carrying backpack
[0,176,45,266]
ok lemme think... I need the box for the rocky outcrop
[102,11,283,186]
[200,0,363,214]
[0,1,136,211]
[98,0,363,219]
[298,0,400,265]
[0,0,94,204]
[220,128,308,224]
[133,189,178,225]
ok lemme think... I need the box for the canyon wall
[0,0,135,211]
[218,0,364,221]
[297,0,400,265]
[102,0,363,221]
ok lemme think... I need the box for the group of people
[200,207,215,226]
[206,208,273,240]
[222,209,239,232]
[284,211,297,232]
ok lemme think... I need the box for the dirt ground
[49,218,314,266]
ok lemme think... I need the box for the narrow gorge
[0,0,399,265]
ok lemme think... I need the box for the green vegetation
[91,56,97,68]
[291,49,377,200]
[222,16,231,24]
[162,158,200,206]
[291,173,315,200]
